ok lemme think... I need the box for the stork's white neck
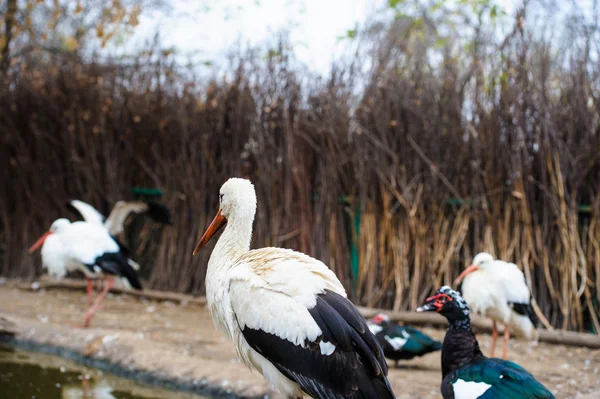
[207,211,254,274]
[205,208,254,338]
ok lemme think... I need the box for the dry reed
[0,11,598,332]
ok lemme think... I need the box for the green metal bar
[446,197,471,206]
[578,205,591,214]
[350,204,361,294]
[340,195,360,295]
[130,187,164,197]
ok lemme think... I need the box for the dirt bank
[0,281,598,399]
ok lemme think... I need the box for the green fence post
[341,196,360,296]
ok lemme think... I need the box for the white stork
[68,199,171,272]
[192,178,395,399]
[29,218,142,327]
[454,252,538,359]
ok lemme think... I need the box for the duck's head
[193,178,257,255]
[28,218,71,253]
[417,286,470,321]
[370,313,391,326]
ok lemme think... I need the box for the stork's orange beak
[454,264,479,285]
[193,209,227,255]
[29,231,52,253]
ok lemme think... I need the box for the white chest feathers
[452,379,492,399]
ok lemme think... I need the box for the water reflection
[0,346,209,399]
[63,380,116,399]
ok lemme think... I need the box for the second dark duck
[367,313,442,367]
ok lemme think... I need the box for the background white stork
[193,178,395,399]
[29,218,142,327]
[69,199,171,272]
[68,199,171,288]
[454,252,538,359]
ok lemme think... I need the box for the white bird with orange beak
[29,218,142,327]
[454,252,538,359]
[193,178,395,399]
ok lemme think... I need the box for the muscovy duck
[417,286,554,399]
[368,313,442,367]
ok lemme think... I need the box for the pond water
[0,346,210,399]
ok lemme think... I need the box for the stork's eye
[220,194,224,202]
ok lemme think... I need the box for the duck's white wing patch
[384,335,407,350]
[368,323,383,334]
[452,379,492,399]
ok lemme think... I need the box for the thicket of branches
[1,2,599,332]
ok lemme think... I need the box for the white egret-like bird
[29,218,142,327]
[193,178,395,399]
[454,252,538,359]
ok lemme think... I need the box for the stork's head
[50,218,71,232]
[29,218,71,253]
[193,178,257,255]
[370,313,391,326]
[454,252,494,285]
[472,252,494,268]
[417,286,470,321]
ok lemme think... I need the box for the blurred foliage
[0,0,168,72]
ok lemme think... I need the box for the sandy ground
[0,282,599,399]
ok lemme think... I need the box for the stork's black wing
[241,289,395,399]
[88,251,142,290]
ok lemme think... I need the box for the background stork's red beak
[28,231,52,253]
[454,264,479,285]
[193,209,227,255]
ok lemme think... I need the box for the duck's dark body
[442,356,554,399]
[372,323,442,362]
[418,286,555,399]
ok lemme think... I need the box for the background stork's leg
[83,277,114,327]
[490,320,498,357]
[502,326,510,359]
[86,278,93,310]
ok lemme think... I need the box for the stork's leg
[86,278,93,310]
[490,320,498,358]
[83,277,114,328]
[502,326,510,360]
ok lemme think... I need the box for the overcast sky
[127,0,593,74]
